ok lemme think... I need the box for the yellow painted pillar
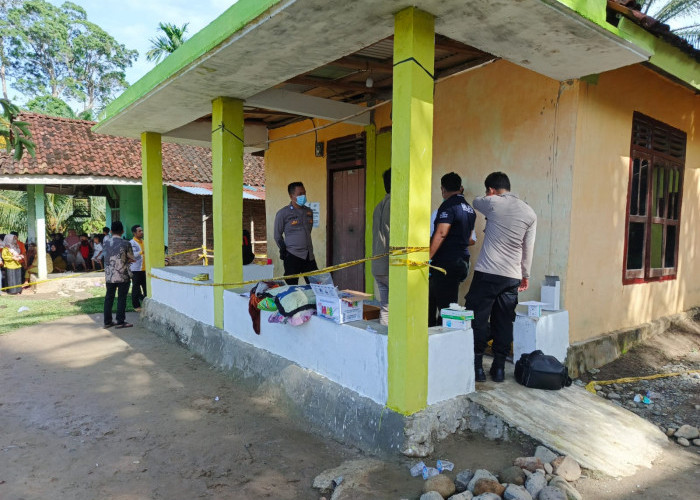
[141,132,165,291]
[212,97,244,328]
[387,7,434,415]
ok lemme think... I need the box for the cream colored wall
[264,120,364,275]
[567,65,699,342]
[432,60,579,302]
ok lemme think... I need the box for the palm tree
[0,98,35,160]
[146,22,189,63]
[640,0,700,48]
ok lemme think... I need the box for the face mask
[296,194,307,206]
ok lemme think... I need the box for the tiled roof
[0,113,265,187]
[608,1,700,62]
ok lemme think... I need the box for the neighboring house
[91,0,699,452]
[0,113,266,270]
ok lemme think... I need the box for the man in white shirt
[129,225,146,311]
[465,172,537,383]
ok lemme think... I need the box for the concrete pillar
[387,7,435,415]
[141,132,165,291]
[26,185,48,279]
[211,97,244,329]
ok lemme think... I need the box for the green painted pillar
[387,7,435,415]
[212,97,244,329]
[141,132,165,291]
[34,185,47,280]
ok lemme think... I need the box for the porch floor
[468,358,669,477]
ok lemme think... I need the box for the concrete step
[468,359,668,477]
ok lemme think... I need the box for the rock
[544,463,553,475]
[607,391,621,400]
[693,439,700,446]
[473,494,501,500]
[666,428,676,437]
[522,469,533,478]
[467,470,499,492]
[424,474,456,498]
[513,457,543,473]
[597,391,607,398]
[534,446,558,465]
[499,465,526,486]
[525,471,547,498]
[421,492,444,500]
[455,470,474,492]
[674,425,699,440]
[312,459,384,494]
[573,379,585,387]
[593,384,602,391]
[551,456,581,481]
[448,492,473,500]
[473,479,505,497]
[503,484,533,500]
[677,437,690,447]
[549,476,582,500]
[538,485,567,500]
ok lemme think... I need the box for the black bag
[514,350,572,390]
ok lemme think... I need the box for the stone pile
[419,446,582,500]
[663,424,700,448]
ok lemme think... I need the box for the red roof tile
[0,113,265,187]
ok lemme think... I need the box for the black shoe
[474,354,486,382]
[489,364,505,383]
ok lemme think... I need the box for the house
[92,0,699,455]
[0,113,267,274]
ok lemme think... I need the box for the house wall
[114,185,143,240]
[166,187,267,266]
[566,65,699,342]
[432,60,579,303]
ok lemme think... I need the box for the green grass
[0,286,109,335]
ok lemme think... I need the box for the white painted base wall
[428,327,475,404]
[513,310,570,363]
[150,264,274,326]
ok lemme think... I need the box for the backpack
[514,350,572,390]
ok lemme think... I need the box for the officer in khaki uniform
[274,182,317,284]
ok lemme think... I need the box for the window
[624,113,685,284]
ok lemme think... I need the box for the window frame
[623,113,685,285]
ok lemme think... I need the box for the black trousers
[283,253,318,285]
[428,258,469,327]
[464,271,521,358]
[131,270,147,308]
[104,281,130,325]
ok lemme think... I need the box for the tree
[640,0,700,48]
[146,22,189,63]
[0,0,22,99]
[5,1,137,115]
[0,97,35,160]
[25,94,76,119]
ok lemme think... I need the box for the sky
[11,0,236,104]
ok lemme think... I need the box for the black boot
[489,355,505,383]
[474,354,486,382]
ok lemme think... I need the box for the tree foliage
[25,94,75,118]
[0,97,35,160]
[146,22,188,63]
[4,0,137,115]
[640,0,700,48]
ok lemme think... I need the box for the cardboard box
[519,301,549,318]
[541,275,560,311]
[363,304,381,321]
[440,308,474,330]
[311,284,371,324]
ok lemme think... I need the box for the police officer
[428,172,476,326]
[274,181,317,284]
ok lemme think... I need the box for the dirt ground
[1,313,699,499]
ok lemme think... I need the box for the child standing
[91,235,104,271]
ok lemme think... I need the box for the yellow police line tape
[0,269,104,292]
[148,246,444,288]
[584,369,700,394]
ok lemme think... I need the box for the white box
[440,308,474,330]
[519,300,549,318]
[541,275,561,311]
[513,310,569,364]
[311,284,370,324]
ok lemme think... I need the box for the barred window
[624,113,685,284]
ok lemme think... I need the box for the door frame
[325,132,367,282]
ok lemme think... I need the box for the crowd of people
[274,171,537,384]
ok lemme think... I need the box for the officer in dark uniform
[274,181,317,284]
[428,172,476,326]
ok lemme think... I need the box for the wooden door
[327,134,366,291]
